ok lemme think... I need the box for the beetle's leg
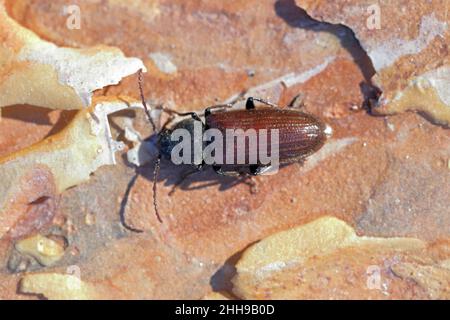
[204,100,242,116]
[168,164,204,196]
[153,105,204,133]
[152,103,202,121]
[206,95,253,111]
[153,104,203,132]
[212,165,241,177]
[251,97,280,109]
[250,164,275,175]
[213,165,258,194]
[287,93,306,109]
[204,104,234,117]
[159,106,202,122]
[249,164,261,175]
[178,112,202,122]
[246,97,256,110]
[204,91,247,116]
[159,114,176,132]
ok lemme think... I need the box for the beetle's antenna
[153,154,163,223]
[138,69,163,223]
[138,69,157,132]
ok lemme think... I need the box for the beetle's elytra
[205,106,329,166]
[128,70,332,224]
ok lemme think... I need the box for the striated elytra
[205,106,330,168]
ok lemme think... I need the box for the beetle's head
[158,118,205,164]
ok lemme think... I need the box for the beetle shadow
[119,139,251,231]
[274,0,381,110]
[137,156,248,195]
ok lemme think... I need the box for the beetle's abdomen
[205,107,328,164]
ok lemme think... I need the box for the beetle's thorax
[158,118,205,163]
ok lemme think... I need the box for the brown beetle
[156,96,330,169]
[204,97,330,175]
[123,71,332,226]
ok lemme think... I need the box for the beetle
[122,70,332,226]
